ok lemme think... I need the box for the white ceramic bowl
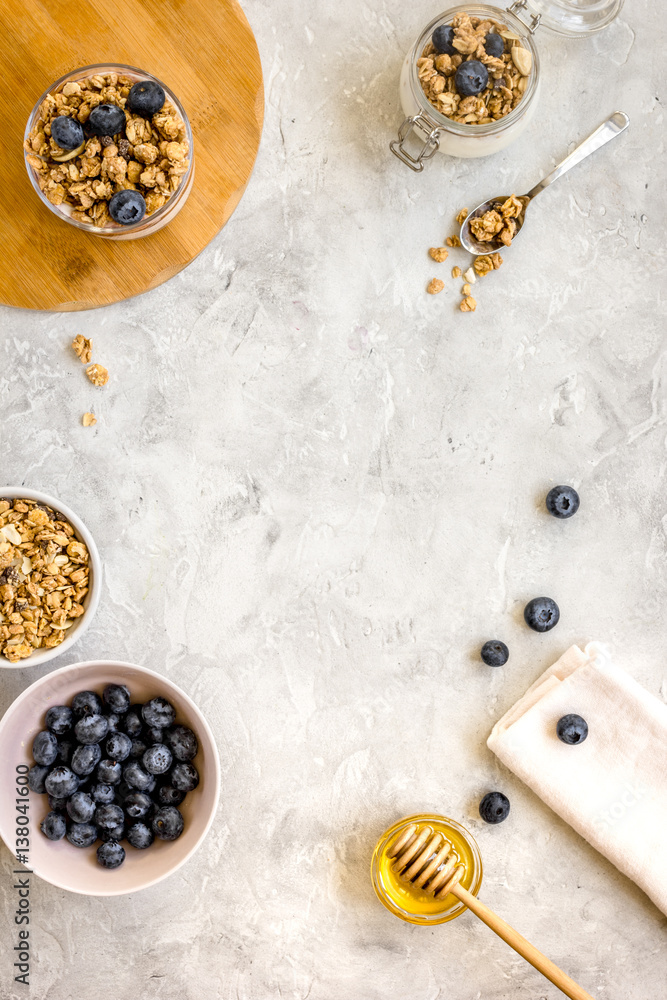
[0,660,220,895]
[0,488,102,668]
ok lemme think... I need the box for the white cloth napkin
[487,642,667,916]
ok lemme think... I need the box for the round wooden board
[2,0,263,311]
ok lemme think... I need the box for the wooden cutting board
[2,0,263,311]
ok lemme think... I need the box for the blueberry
[152,805,184,841]
[479,791,510,824]
[126,822,154,849]
[66,791,95,824]
[72,691,103,718]
[156,784,185,807]
[48,794,69,812]
[115,781,133,805]
[32,730,58,765]
[103,683,131,714]
[455,60,489,97]
[97,759,122,784]
[557,714,588,745]
[88,103,126,136]
[106,712,121,733]
[40,811,67,841]
[171,762,199,792]
[95,803,124,830]
[546,485,580,519]
[28,764,50,794]
[109,190,146,225]
[45,705,73,735]
[432,24,456,55]
[67,822,98,848]
[141,697,176,729]
[145,725,164,745]
[55,737,75,764]
[124,791,153,818]
[127,80,165,115]
[164,724,198,761]
[44,766,79,798]
[106,731,132,762]
[143,743,173,775]
[99,824,125,843]
[480,640,509,667]
[71,743,102,777]
[524,597,560,633]
[123,761,155,792]
[50,115,84,150]
[123,707,144,737]
[129,737,149,760]
[74,713,109,745]
[484,32,505,57]
[90,782,116,805]
[97,840,126,869]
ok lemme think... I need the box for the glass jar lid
[508,0,624,36]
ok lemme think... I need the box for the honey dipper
[388,823,596,1000]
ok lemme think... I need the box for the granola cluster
[24,72,189,227]
[0,499,90,663]
[418,13,532,125]
[468,194,526,247]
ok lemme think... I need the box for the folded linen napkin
[488,642,667,916]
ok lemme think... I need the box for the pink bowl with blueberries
[0,660,220,896]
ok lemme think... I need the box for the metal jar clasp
[390,113,442,171]
[507,0,541,33]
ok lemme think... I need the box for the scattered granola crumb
[463,267,477,284]
[456,207,469,226]
[474,256,493,276]
[429,247,449,263]
[427,278,445,295]
[452,266,461,279]
[82,412,97,427]
[474,253,504,276]
[0,498,89,662]
[445,235,461,247]
[71,335,92,365]
[86,364,109,387]
[462,283,472,296]
[460,295,477,312]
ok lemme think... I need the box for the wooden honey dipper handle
[450,882,596,1000]
[388,825,596,1000]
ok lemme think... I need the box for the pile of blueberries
[478,485,588,826]
[29,684,199,869]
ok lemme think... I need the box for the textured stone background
[1,0,666,997]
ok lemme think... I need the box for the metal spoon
[459,111,630,255]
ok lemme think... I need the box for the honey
[371,813,483,925]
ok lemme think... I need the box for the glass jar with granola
[391,0,623,169]
[23,64,194,239]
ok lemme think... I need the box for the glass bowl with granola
[391,0,623,169]
[23,64,193,239]
[0,489,101,668]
